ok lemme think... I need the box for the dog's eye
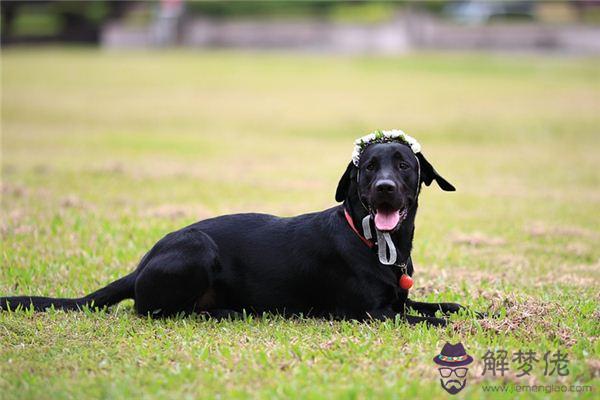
[399,162,410,170]
[366,162,376,171]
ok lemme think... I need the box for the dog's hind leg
[202,309,243,320]
[133,228,220,318]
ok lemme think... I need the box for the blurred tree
[185,1,405,21]
[1,0,131,45]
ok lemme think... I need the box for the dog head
[336,141,455,232]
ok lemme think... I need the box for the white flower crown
[351,129,421,166]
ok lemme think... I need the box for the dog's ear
[416,153,456,191]
[335,162,357,202]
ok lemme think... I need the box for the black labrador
[1,141,467,326]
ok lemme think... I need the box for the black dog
[1,141,467,326]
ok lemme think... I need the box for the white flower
[351,148,362,166]
[351,129,421,166]
[354,133,376,146]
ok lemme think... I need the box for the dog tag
[399,274,413,290]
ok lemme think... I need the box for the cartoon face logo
[433,342,473,395]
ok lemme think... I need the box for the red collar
[344,209,374,248]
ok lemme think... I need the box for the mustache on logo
[440,378,467,395]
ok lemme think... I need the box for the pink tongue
[374,209,400,231]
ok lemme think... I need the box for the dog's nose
[375,180,396,193]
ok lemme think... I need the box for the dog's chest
[350,259,403,308]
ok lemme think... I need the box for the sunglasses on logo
[438,367,468,378]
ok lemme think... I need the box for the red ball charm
[399,274,413,290]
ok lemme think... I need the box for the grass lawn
[1,48,599,399]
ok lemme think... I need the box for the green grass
[1,48,599,399]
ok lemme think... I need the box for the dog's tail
[0,272,136,312]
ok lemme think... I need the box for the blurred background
[2,0,600,53]
[1,1,599,221]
